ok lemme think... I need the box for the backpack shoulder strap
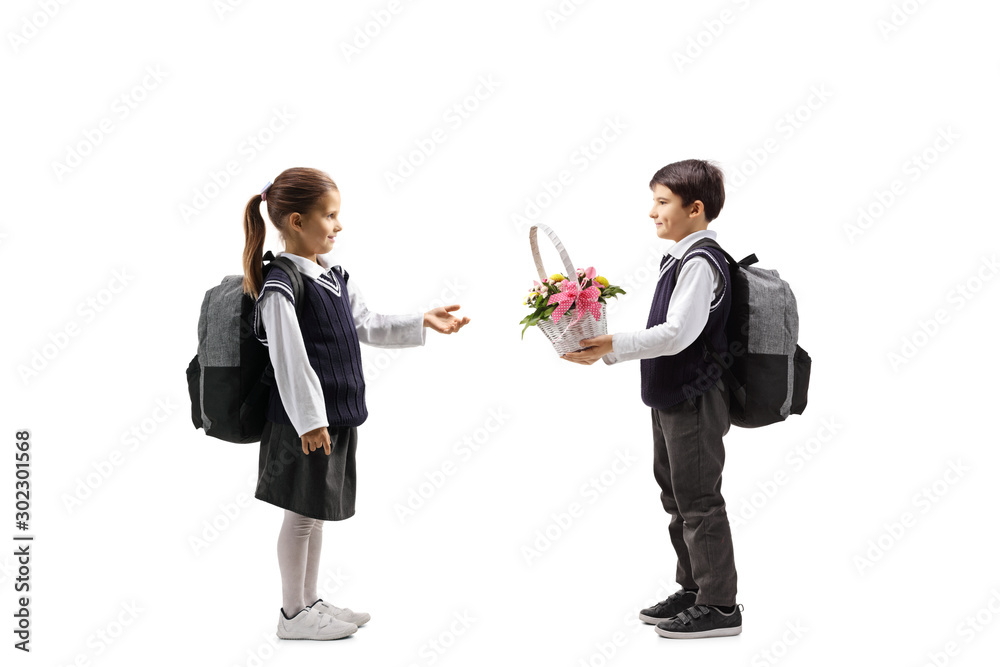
[255,252,307,390]
[683,238,761,269]
[677,239,734,298]
[262,251,305,315]
[681,238,749,409]
[680,238,726,275]
[681,238,730,266]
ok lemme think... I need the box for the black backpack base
[709,344,811,429]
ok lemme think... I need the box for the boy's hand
[424,305,471,334]
[301,426,332,456]
[561,334,613,365]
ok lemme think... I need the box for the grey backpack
[682,238,811,428]
[186,251,304,443]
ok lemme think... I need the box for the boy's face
[649,183,707,242]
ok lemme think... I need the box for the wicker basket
[528,223,608,356]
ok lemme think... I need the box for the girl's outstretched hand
[301,426,332,456]
[424,304,471,334]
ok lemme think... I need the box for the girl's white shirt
[256,250,426,437]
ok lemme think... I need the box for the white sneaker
[276,606,357,640]
[309,599,371,627]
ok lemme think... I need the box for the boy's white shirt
[603,229,722,365]
[256,251,426,437]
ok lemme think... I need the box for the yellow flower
[549,273,565,282]
[595,276,609,287]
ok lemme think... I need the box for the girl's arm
[256,290,330,437]
[345,275,427,348]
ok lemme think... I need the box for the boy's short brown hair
[649,159,726,222]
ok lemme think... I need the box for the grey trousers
[651,377,737,606]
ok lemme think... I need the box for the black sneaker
[655,604,743,639]
[638,589,698,624]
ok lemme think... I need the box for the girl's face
[288,189,342,257]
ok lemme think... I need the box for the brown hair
[242,167,339,299]
[649,159,726,222]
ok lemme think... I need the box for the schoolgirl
[241,167,470,640]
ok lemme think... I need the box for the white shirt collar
[275,251,336,280]
[666,229,718,260]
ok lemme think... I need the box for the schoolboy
[563,159,741,639]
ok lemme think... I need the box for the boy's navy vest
[641,245,732,410]
[254,265,368,428]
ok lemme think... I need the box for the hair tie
[260,180,273,202]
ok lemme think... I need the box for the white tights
[277,509,324,616]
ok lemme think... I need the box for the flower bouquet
[521,224,626,355]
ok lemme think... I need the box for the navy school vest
[253,264,368,428]
[640,245,731,410]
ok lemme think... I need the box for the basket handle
[529,224,582,289]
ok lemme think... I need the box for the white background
[4,0,1000,665]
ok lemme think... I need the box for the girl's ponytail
[241,167,339,299]
[242,193,267,299]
